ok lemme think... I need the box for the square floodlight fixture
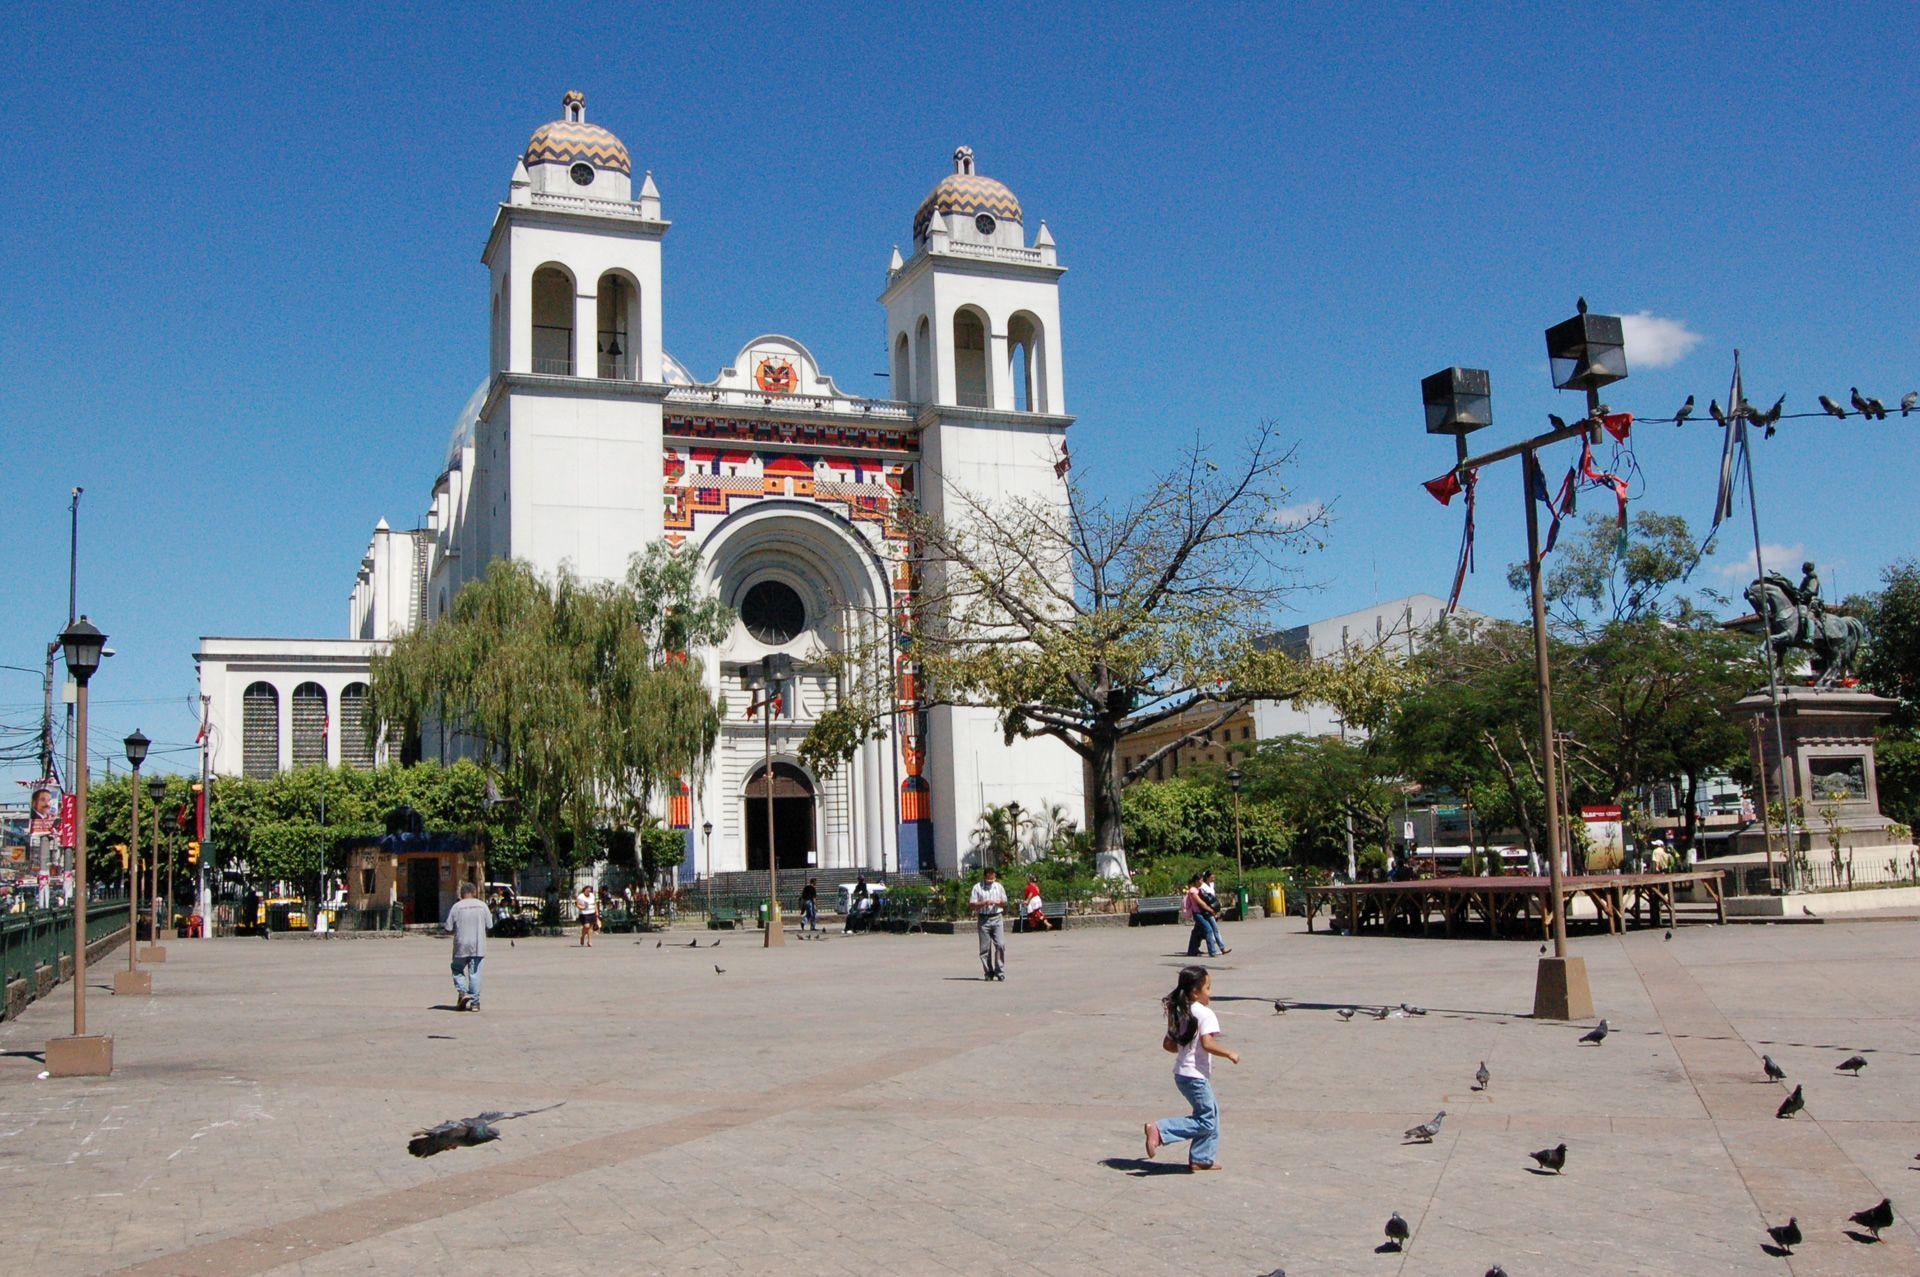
[1421,367,1492,436]
[1544,303,1628,392]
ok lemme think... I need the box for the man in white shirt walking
[444,881,493,1012]
[970,866,1008,981]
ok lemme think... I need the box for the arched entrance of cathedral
[744,761,815,871]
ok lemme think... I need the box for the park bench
[1015,901,1068,932]
[708,908,741,930]
[1131,896,1185,926]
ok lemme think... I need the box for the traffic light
[186,841,202,866]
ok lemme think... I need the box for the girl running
[1143,965,1238,1171]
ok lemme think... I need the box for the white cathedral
[196,92,1083,878]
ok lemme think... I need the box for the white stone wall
[195,639,387,777]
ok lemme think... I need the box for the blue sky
[3,1,1916,785]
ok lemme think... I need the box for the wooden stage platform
[1301,871,1724,940]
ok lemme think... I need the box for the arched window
[953,308,988,408]
[892,332,911,401]
[242,682,279,779]
[339,683,373,771]
[596,272,636,379]
[1007,311,1043,413]
[914,316,933,405]
[531,265,574,375]
[291,682,327,768]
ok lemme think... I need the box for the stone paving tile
[3,916,1918,1273]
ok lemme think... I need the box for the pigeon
[1802,905,1816,917]
[714,964,725,974]
[1539,944,1547,955]
[1752,394,1786,437]
[1664,930,1673,941]
[1710,399,1727,426]
[1530,1142,1568,1174]
[1903,391,1917,417]
[1579,1019,1609,1045]
[1337,1007,1356,1021]
[1373,1006,1392,1020]
[1475,1061,1490,1091]
[1836,1055,1867,1075]
[1766,1217,1801,1254]
[1272,1000,1288,1015]
[1776,1084,1804,1119]
[1673,395,1695,427]
[1865,395,1888,419]
[1762,1054,1785,1082]
[1408,1005,1428,1016]
[1820,394,1847,418]
[407,1103,564,1157]
[688,939,698,948]
[1849,1196,1894,1240]
[1851,387,1872,417]
[1383,1211,1410,1250]
[1404,1110,1447,1143]
[1486,1268,1509,1277]
[713,940,721,948]
[656,940,662,948]
[1549,413,1568,431]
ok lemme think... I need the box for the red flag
[1601,413,1632,443]
[1423,470,1464,504]
[1053,443,1071,477]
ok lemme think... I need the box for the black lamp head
[60,615,108,683]
[123,728,151,769]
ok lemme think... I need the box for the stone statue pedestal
[1733,686,1900,860]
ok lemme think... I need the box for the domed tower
[485,90,666,384]
[881,146,1081,874]
[881,146,1063,414]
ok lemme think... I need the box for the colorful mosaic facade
[913,173,1023,241]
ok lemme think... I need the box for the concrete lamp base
[112,970,152,997]
[46,1034,114,1077]
[142,946,168,964]
[1533,955,1595,1021]
[763,906,785,948]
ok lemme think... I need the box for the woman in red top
[1022,876,1050,931]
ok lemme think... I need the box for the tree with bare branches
[800,420,1400,879]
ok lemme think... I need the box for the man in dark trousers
[800,877,819,932]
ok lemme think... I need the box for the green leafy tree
[1854,559,1920,729]
[1506,510,1723,636]
[367,546,729,888]
[1235,735,1402,871]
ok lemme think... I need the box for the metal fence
[1,897,131,992]
[1720,848,1920,897]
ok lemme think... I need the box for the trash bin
[1266,884,1287,917]
[758,902,769,927]
[1234,886,1249,921]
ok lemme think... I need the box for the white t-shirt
[576,891,597,916]
[970,882,1007,918]
[1173,1002,1222,1079]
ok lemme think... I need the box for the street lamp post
[701,820,714,913]
[1005,800,1022,870]
[1226,768,1245,911]
[744,653,794,948]
[1424,301,1625,1021]
[114,731,152,997]
[48,617,112,1076]
[145,775,168,961]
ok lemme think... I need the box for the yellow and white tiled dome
[913,147,1021,242]
[525,90,631,176]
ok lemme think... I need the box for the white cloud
[1272,499,1327,528]
[1619,311,1704,369]
[1716,541,1805,584]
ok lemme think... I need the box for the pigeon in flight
[1902,391,1917,417]
[1836,1055,1867,1075]
[1776,1084,1804,1119]
[1404,1110,1446,1143]
[1673,395,1694,427]
[1337,1007,1356,1021]
[408,1103,564,1158]
[1819,394,1847,418]
[1762,1054,1785,1082]
[1474,1061,1490,1091]
[1530,1142,1568,1174]
[1765,1217,1801,1254]
[1849,1196,1894,1240]
[1383,1211,1411,1250]
[1579,1019,1609,1045]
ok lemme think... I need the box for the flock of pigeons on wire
[1655,386,1918,437]
[1262,1000,1897,1266]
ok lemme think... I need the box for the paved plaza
[3,913,1917,1275]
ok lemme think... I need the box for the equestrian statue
[1743,560,1869,686]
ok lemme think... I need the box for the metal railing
[1,897,130,1001]
[1721,847,1920,896]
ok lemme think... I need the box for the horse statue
[1744,573,1868,686]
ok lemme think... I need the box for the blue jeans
[802,900,818,930]
[451,955,483,1006]
[1157,1074,1220,1165]
[1187,914,1223,956]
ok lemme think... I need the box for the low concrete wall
[1726,885,1920,917]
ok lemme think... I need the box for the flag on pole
[1445,471,1478,615]
[1422,469,1464,504]
[1711,353,1748,528]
